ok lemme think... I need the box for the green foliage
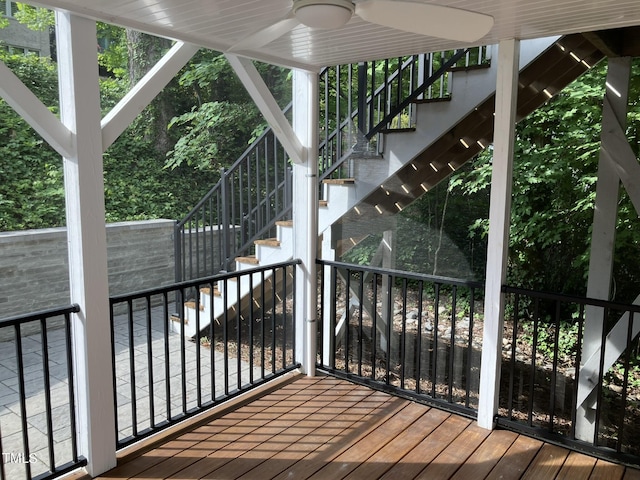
[97,23,128,79]
[520,318,579,363]
[0,51,63,230]
[451,59,640,300]
[165,101,261,171]
[165,52,290,171]
[13,3,53,31]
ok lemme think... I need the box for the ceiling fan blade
[230,13,300,51]
[355,0,494,42]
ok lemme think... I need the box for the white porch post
[576,57,631,442]
[56,12,116,475]
[292,69,319,375]
[477,38,519,429]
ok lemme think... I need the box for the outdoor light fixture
[293,0,355,29]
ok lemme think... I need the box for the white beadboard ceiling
[32,0,640,69]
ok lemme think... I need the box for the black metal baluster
[416,280,424,395]
[40,316,55,472]
[146,296,155,426]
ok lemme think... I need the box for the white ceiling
[32,0,640,70]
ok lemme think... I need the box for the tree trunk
[126,29,174,156]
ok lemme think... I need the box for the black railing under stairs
[175,47,491,282]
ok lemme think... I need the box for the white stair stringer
[318,37,558,236]
[171,221,294,339]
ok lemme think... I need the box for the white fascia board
[101,41,199,151]
[225,53,304,165]
[0,60,74,158]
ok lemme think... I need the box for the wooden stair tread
[319,200,328,207]
[322,178,355,185]
[254,238,281,247]
[276,220,293,227]
[200,286,220,296]
[236,256,260,265]
[184,301,203,311]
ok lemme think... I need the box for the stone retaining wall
[0,220,177,320]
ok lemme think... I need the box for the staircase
[171,32,607,340]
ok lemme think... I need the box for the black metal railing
[110,260,300,449]
[499,286,640,466]
[317,259,483,418]
[0,306,86,480]
[175,105,294,281]
[318,46,490,181]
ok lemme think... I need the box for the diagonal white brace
[101,41,200,151]
[225,53,305,164]
[0,60,74,158]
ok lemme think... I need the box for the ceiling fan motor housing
[293,0,356,29]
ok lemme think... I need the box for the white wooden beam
[0,60,74,158]
[477,38,520,430]
[601,123,640,214]
[292,68,319,375]
[101,41,200,151]
[576,57,631,442]
[225,53,304,164]
[56,11,116,475]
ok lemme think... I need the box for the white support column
[56,12,116,475]
[576,57,631,442]
[292,69,319,375]
[477,38,519,430]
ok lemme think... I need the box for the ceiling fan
[230,0,494,51]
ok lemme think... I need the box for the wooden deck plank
[484,432,544,480]
[307,402,430,479]
[521,443,570,480]
[624,467,640,480]
[449,429,519,480]
[555,450,598,480]
[93,376,640,480]
[415,422,491,479]
[343,406,450,480]
[377,414,471,479]
[270,396,408,480]
[589,459,626,480]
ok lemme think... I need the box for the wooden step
[184,300,203,311]
[276,220,293,227]
[200,286,220,297]
[236,255,260,265]
[255,238,281,247]
[319,200,328,207]
[322,178,355,185]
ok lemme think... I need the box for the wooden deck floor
[93,374,640,480]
